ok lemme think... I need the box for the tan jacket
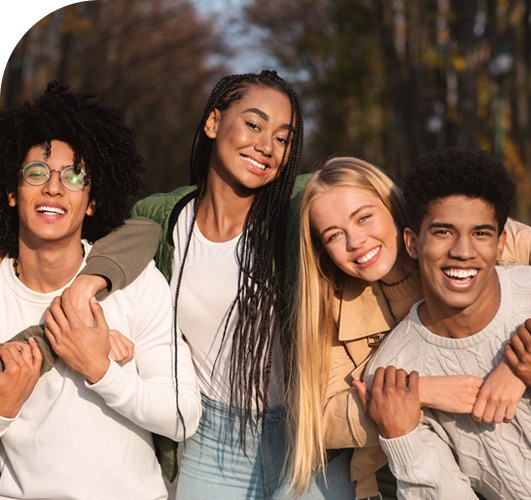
[322,218,531,497]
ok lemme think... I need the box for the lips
[443,268,478,279]
[242,155,268,171]
[355,246,381,264]
[36,204,66,216]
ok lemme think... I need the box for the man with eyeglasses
[0,82,201,499]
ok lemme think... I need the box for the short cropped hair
[404,147,515,234]
[0,81,144,256]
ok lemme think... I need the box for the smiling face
[9,140,95,250]
[404,195,505,330]
[204,85,293,194]
[310,185,405,284]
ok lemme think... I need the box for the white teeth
[37,206,65,215]
[243,156,266,170]
[356,246,380,264]
[443,268,478,279]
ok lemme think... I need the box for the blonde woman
[289,156,531,499]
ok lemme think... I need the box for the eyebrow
[242,108,294,133]
[319,204,376,238]
[429,222,497,232]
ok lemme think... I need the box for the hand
[109,329,134,364]
[354,366,421,439]
[67,274,109,326]
[44,288,110,384]
[505,318,531,387]
[473,360,525,423]
[0,339,42,418]
[418,375,482,413]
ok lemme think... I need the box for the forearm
[80,218,162,298]
[0,325,55,375]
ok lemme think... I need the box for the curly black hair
[404,147,515,234]
[0,81,144,256]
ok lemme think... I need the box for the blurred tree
[244,0,530,222]
[1,0,228,194]
[244,0,387,172]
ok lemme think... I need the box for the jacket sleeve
[499,218,531,266]
[322,340,380,449]
[80,218,162,299]
[380,424,479,500]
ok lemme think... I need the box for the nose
[42,169,65,195]
[449,234,477,260]
[345,228,367,251]
[254,134,273,158]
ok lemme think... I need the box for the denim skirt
[175,395,356,499]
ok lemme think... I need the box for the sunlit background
[1,0,530,223]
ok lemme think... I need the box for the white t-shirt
[171,201,284,407]
[0,243,201,500]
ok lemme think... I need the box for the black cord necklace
[12,242,86,280]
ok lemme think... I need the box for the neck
[417,281,501,339]
[14,240,85,293]
[196,173,255,242]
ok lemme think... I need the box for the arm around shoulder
[80,218,162,298]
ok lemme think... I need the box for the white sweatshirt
[0,244,201,500]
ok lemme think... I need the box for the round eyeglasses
[22,161,88,192]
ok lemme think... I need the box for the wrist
[417,376,432,407]
[85,358,110,385]
[74,274,108,297]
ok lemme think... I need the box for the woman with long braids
[132,70,355,498]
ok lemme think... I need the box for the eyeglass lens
[23,162,86,191]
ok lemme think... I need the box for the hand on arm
[66,276,134,364]
[354,366,421,439]
[44,288,111,384]
[472,359,525,424]
[0,339,42,417]
[505,318,531,387]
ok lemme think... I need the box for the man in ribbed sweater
[360,147,531,500]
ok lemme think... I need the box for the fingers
[408,370,419,391]
[352,380,369,412]
[89,297,107,330]
[27,337,43,368]
[0,341,41,373]
[108,330,134,364]
[471,395,486,422]
[504,402,517,423]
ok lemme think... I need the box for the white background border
[1,1,90,87]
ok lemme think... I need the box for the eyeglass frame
[21,161,89,192]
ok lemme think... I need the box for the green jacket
[131,174,310,286]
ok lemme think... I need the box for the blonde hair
[288,156,408,493]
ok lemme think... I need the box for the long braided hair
[179,70,304,434]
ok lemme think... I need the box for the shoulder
[365,312,421,377]
[498,265,531,292]
[292,173,310,198]
[499,218,531,266]
[132,185,197,224]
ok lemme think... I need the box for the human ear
[403,228,419,260]
[7,192,16,207]
[204,109,221,139]
[496,229,507,260]
[85,199,97,217]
